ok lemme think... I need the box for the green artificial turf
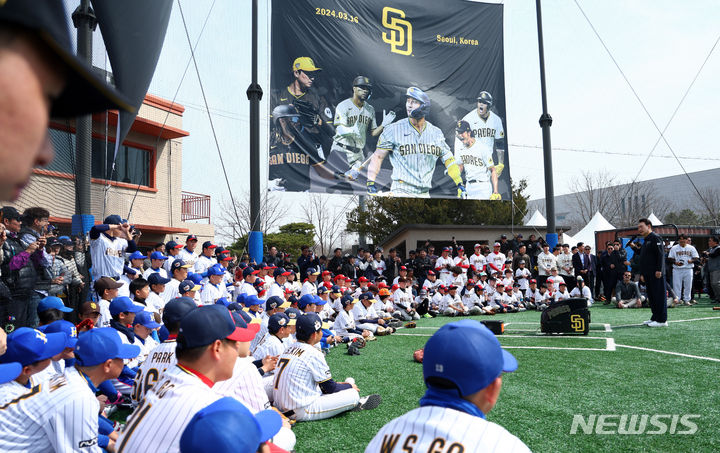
[293,297,720,452]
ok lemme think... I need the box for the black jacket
[639,232,665,275]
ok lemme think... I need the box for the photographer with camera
[89,215,138,283]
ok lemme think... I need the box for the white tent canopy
[573,211,615,252]
[560,232,575,245]
[525,209,547,227]
[647,212,662,225]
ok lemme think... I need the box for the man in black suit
[638,218,667,327]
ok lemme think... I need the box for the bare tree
[611,180,669,228]
[696,187,720,226]
[216,191,284,244]
[567,170,621,229]
[301,193,348,256]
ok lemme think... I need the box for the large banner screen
[269,0,511,201]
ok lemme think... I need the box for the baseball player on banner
[454,91,506,200]
[365,87,466,198]
[326,76,395,189]
[455,120,500,200]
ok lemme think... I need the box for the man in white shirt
[117,305,250,452]
[557,244,575,292]
[366,320,530,453]
[668,234,699,305]
[193,241,218,275]
[268,267,292,299]
[177,234,199,269]
[434,247,455,285]
[570,276,593,307]
[163,241,183,274]
[486,242,506,275]
[142,251,169,280]
[469,243,487,275]
[537,244,556,287]
[301,267,320,296]
[162,259,193,303]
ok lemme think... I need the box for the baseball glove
[351,337,367,349]
[413,348,424,363]
[293,99,320,127]
[489,192,502,200]
[347,344,361,356]
[404,321,417,329]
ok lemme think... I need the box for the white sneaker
[642,320,653,325]
[647,321,668,327]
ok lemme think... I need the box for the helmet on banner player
[353,76,372,99]
[477,91,493,107]
[272,104,299,125]
[406,87,430,119]
[456,120,474,137]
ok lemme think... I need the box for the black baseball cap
[0,1,133,117]
[296,313,323,338]
[0,206,21,221]
[162,297,197,326]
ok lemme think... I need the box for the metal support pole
[358,195,367,248]
[535,0,557,248]
[247,0,264,263]
[72,0,97,235]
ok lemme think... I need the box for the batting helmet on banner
[477,91,493,107]
[271,104,299,125]
[353,76,372,99]
[406,86,430,119]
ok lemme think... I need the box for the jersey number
[274,358,291,390]
[117,399,153,452]
[130,368,160,402]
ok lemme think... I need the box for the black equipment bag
[540,298,590,335]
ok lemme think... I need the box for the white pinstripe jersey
[455,136,495,183]
[161,278,181,303]
[200,282,227,306]
[131,339,177,405]
[393,288,413,310]
[142,267,168,280]
[454,109,505,157]
[332,98,378,149]
[333,309,356,336]
[377,118,453,189]
[0,367,101,452]
[365,406,531,453]
[193,255,216,275]
[90,233,128,280]
[177,248,197,268]
[300,280,317,297]
[254,334,286,362]
[273,341,331,411]
[117,365,222,453]
[250,321,269,358]
[0,378,36,405]
[213,356,271,414]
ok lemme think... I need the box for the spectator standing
[536,244,555,288]
[557,244,575,292]
[297,246,314,280]
[89,215,137,282]
[706,236,720,303]
[384,248,403,282]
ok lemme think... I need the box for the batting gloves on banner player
[381,109,396,127]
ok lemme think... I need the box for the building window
[46,128,151,187]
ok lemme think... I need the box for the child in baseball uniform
[333,295,372,342]
[273,313,381,421]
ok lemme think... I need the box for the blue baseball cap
[133,311,162,329]
[265,296,284,311]
[109,296,145,316]
[330,285,343,295]
[162,297,198,326]
[273,267,292,277]
[148,273,172,286]
[128,251,147,261]
[423,320,517,396]
[166,240,183,250]
[298,294,316,309]
[0,328,67,366]
[231,312,261,336]
[268,313,293,333]
[313,295,327,306]
[186,234,198,242]
[179,279,201,293]
[0,363,22,384]
[37,296,73,313]
[206,265,225,277]
[317,286,328,294]
[359,292,375,303]
[178,305,254,349]
[104,215,123,225]
[74,327,141,366]
[341,294,357,308]
[188,273,203,285]
[215,297,231,307]
[43,320,79,348]
[171,259,192,272]
[242,267,259,278]
[150,251,168,260]
[307,267,320,276]
[179,397,282,453]
[284,307,302,321]
[296,313,323,338]
[123,266,138,276]
[236,293,247,306]
[243,295,262,307]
